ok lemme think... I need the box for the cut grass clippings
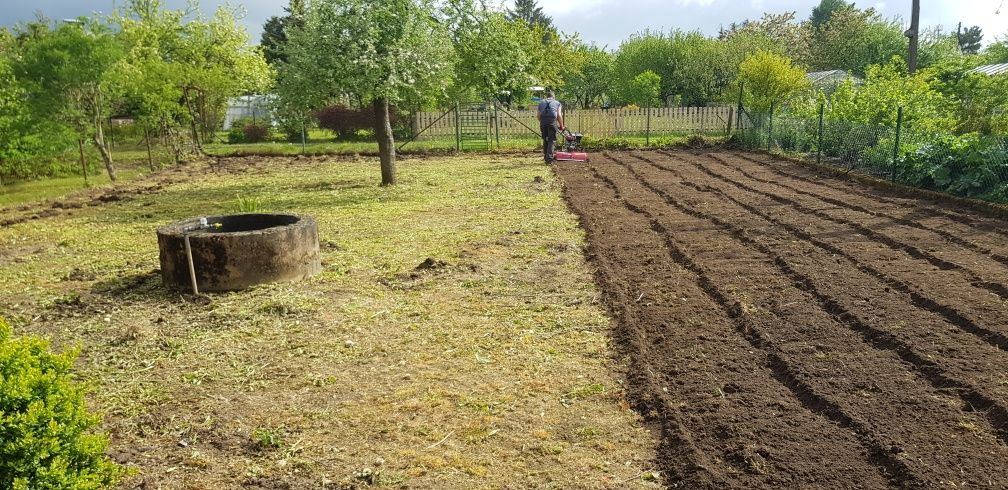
[0,153,659,488]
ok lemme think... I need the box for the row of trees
[3,0,1007,186]
[0,0,269,182]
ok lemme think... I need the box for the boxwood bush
[0,318,122,489]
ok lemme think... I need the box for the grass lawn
[0,153,659,488]
[0,167,147,208]
[2,126,723,210]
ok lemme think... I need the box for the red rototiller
[554,129,588,162]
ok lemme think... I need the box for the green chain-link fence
[736,100,1008,204]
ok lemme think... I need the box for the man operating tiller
[537,91,564,164]
[536,91,588,163]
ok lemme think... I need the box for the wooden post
[646,106,651,146]
[892,106,904,182]
[817,103,825,164]
[907,0,921,74]
[78,138,88,186]
[145,126,155,171]
[736,82,744,131]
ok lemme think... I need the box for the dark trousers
[540,121,557,162]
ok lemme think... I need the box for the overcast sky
[2,0,1006,49]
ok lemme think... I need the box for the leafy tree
[984,38,1008,63]
[452,12,538,100]
[14,20,124,181]
[114,1,270,158]
[825,58,954,134]
[723,11,811,63]
[736,50,810,114]
[809,0,853,29]
[0,30,28,181]
[283,0,455,186]
[507,0,553,32]
[114,0,189,165]
[1,27,80,182]
[626,70,661,106]
[174,5,272,152]
[918,27,962,69]
[563,44,614,108]
[809,6,906,76]
[526,27,582,95]
[957,25,983,54]
[928,59,1008,134]
[613,30,776,107]
[260,0,305,66]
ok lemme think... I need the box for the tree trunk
[373,97,396,186]
[145,126,156,171]
[78,138,88,186]
[183,88,204,155]
[93,121,117,182]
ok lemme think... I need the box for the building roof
[968,63,1008,76]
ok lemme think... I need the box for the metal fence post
[494,104,500,148]
[892,106,904,182]
[817,102,824,164]
[455,102,461,151]
[301,120,307,154]
[767,102,774,152]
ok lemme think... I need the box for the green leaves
[0,318,123,489]
[823,58,955,134]
[737,50,810,114]
[282,0,454,108]
[808,6,905,76]
[13,22,123,135]
[627,70,661,107]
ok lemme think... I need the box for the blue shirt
[538,98,561,124]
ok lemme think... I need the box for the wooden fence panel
[411,106,743,140]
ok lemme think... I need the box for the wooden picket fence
[411,106,738,141]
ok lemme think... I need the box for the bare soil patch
[556,149,1008,488]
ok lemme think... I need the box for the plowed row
[555,150,1008,489]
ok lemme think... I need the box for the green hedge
[0,318,122,489]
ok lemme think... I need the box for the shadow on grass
[91,269,175,301]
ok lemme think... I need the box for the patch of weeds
[347,466,405,486]
[233,195,265,213]
[461,420,499,444]
[251,427,285,450]
[182,371,210,386]
[571,426,600,441]
[958,420,981,435]
[560,382,606,406]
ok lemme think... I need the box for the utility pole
[906,0,921,74]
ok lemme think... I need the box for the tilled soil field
[555,149,1008,489]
